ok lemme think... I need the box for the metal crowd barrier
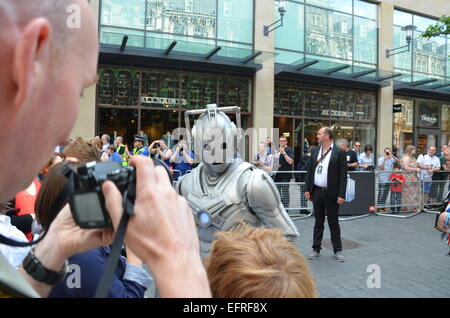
[271,171,313,220]
[172,169,182,187]
[171,166,448,222]
[422,171,449,215]
[374,170,449,218]
[171,169,194,187]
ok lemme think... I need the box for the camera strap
[94,189,133,298]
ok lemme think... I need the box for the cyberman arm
[246,169,299,242]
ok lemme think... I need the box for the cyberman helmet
[185,104,242,177]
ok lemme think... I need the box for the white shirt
[101,143,110,153]
[314,144,333,188]
[417,154,441,182]
[0,215,31,268]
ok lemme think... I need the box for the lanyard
[316,147,332,165]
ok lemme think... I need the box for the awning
[99,31,276,76]
[275,57,402,89]
[393,74,450,99]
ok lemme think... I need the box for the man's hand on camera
[102,156,211,298]
[20,204,114,297]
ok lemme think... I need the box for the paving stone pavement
[144,212,450,298]
[291,212,450,298]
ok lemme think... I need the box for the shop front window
[416,99,440,129]
[181,74,217,110]
[393,98,414,157]
[355,122,375,152]
[303,119,329,148]
[218,78,250,112]
[274,84,303,116]
[304,88,330,118]
[442,104,450,146]
[355,91,376,122]
[97,108,139,146]
[330,89,354,120]
[96,67,252,143]
[331,120,354,143]
[141,109,180,147]
[99,69,139,106]
[141,71,181,108]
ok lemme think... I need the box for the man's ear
[12,18,52,107]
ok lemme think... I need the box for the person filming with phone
[170,139,194,181]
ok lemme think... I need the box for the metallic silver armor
[176,104,299,256]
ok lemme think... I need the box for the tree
[420,15,450,39]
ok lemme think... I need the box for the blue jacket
[173,150,194,181]
[49,247,152,298]
[109,152,123,165]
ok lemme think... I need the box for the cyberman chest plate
[177,163,260,254]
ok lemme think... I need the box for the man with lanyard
[131,135,150,157]
[304,127,347,262]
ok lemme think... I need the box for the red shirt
[15,178,41,241]
[389,173,405,192]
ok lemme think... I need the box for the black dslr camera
[64,159,171,229]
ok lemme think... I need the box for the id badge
[317,165,323,175]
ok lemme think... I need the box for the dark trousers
[377,183,390,206]
[312,187,342,254]
[275,174,291,209]
[390,191,402,212]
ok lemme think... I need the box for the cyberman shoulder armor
[245,167,299,241]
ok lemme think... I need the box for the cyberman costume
[175,104,299,256]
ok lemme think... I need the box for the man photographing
[304,127,347,262]
[0,0,210,298]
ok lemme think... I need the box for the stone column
[70,0,99,140]
[251,0,277,161]
[376,1,395,155]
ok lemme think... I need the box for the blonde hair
[404,145,416,156]
[204,222,317,298]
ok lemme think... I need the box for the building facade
[74,0,450,164]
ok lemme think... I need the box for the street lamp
[263,0,287,37]
[386,24,417,57]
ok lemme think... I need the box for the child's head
[393,162,401,170]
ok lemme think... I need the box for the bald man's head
[0,0,80,62]
[0,0,99,201]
